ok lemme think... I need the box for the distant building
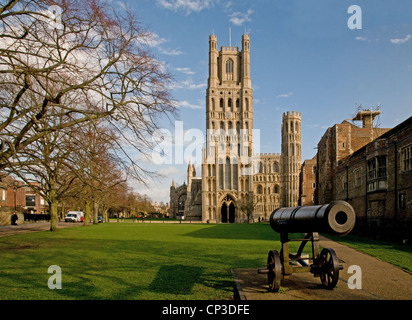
[335,115,412,240]
[170,34,302,223]
[302,108,412,240]
[316,109,390,205]
[0,175,48,225]
[299,156,317,206]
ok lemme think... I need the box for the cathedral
[170,34,302,223]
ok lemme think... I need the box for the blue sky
[123,0,412,204]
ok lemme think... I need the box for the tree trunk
[93,202,99,224]
[102,208,109,223]
[49,199,59,232]
[84,200,91,226]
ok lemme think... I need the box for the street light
[13,180,19,211]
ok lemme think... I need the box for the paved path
[0,222,83,237]
[233,235,412,300]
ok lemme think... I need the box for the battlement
[283,111,301,118]
[221,46,239,53]
[257,153,281,158]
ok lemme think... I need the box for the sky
[121,0,412,204]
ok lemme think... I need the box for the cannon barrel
[269,201,356,236]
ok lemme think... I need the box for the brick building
[299,156,317,206]
[316,109,390,205]
[335,116,412,240]
[0,175,48,225]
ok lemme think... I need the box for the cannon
[258,201,356,291]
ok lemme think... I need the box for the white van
[64,211,84,222]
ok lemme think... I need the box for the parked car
[64,211,84,222]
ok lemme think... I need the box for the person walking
[11,212,18,225]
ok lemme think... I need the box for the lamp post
[13,181,19,211]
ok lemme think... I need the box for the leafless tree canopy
[0,0,177,176]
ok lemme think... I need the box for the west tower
[202,33,254,223]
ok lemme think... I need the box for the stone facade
[299,156,317,206]
[170,34,302,223]
[334,116,412,240]
[316,111,390,205]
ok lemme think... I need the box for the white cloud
[142,32,184,56]
[229,9,254,26]
[390,34,412,45]
[277,92,293,98]
[157,0,215,14]
[176,67,195,75]
[181,79,207,90]
[158,166,180,176]
[356,36,368,41]
[171,78,207,90]
[177,100,203,109]
[159,47,184,56]
[142,32,167,47]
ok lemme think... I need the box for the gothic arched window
[226,59,234,80]
[226,59,234,73]
[178,194,186,211]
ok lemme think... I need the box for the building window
[258,161,263,174]
[226,59,234,80]
[178,194,186,212]
[399,193,407,209]
[401,145,412,172]
[1,189,5,201]
[367,156,387,192]
[26,194,36,207]
[354,168,362,187]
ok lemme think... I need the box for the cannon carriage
[258,201,356,291]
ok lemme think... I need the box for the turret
[281,111,302,207]
[208,34,219,88]
[241,34,251,88]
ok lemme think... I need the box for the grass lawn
[325,233,412,273]
[0,223,303,300]
[1,223,411,300]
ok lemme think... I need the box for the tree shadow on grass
[148,264,203,295]
[184,224,279,241]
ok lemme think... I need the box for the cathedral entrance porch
[220,195,236,223]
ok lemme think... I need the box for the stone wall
[0,210,24,226]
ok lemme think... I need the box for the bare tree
[4,115,82,230]
[0,0,176,178]
[238,194,260,224]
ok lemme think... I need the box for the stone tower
[171,33,304,223]
[202,33,254,223]
[281,111,302,207]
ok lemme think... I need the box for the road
[0,222,83,237]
